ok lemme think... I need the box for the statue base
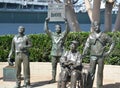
[3,66,16,81]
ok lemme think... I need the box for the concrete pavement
[0,62,120,88]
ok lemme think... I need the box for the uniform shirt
[11,34,31,53]
[60,51,82,67]
[83,32,114,56]
[45,30,69,56]
[50,32,66,56]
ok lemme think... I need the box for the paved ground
[0,62,120,88]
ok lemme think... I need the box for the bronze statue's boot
[49,79,56,83]
[23,85,32,88]
[97,85,103,88]
[23,80,31,88]
[61,81,66,88]
[26,85,32,88]
[14,83,21,88]
[49,73,56,83]
[14,85,20,88]
[49,69,57,83]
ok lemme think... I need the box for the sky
[60,0,120,3]
[56,0,120,12]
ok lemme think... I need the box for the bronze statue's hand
[70,65,74,70]
[45,17,50,22]
[64,18,67,23]
[73,64,76,68]
[7,58,14,66]
[63,62,67,65]
[103,52,110,57]
[67,61,73,65]
[81,54,85,59]
[19,44,25,50]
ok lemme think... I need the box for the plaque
[48,3,65,21]
[3,66,16,81]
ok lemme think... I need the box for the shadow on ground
[31,81,120,88]
[31,80,52,87]
[103,83,120,88]
[0,77,3,80]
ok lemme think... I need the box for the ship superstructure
[0,0,118,23]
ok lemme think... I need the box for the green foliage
[0,32,120,65]
[0,35,13,61]
[29,34,51,62]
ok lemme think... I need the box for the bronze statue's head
[91,21,100,33]
[18,26,25,34]
[70,40,79,51]
[107,0,115,3]
[55,24,61,34]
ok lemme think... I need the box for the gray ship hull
[0,10,47,23]
[0,9,117,24]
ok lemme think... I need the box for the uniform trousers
[15,52,30,86]
[87,56,104,88]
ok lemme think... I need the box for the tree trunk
[104,1,114,32]
[113,4,120,32]
[92,0,101,23]
[84,0,101,32]
[54,0,61,3]
[84,0,94,32]
[54,0,81,31]
[84,0,93,22]
[65,0,81,31]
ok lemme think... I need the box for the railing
[0,0,51,5]
[0,0,49,12]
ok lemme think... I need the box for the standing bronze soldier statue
[8,26,32,88]
[83,21,115,88]
[44,17,70,83]
[58,40,83,88]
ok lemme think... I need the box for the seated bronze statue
[58,40,84,88]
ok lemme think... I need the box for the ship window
[0,3,5,8]
[7,3,19,9]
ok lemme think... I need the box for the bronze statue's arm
[54,0,62,3]
[64,18,70,35]
[82,37,90,56]
[108,42,115,53]
[8,38,15,66]
[73,54,82,68]
[104,36,115,56]
[61,18,70,38]
[44,18,51,37]
[25,36,32,48]
[8,39,15,58]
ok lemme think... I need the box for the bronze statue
[58,40,82,88]
[8,26,32,88]
[44,17,70,83]
[83,21,115,88]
